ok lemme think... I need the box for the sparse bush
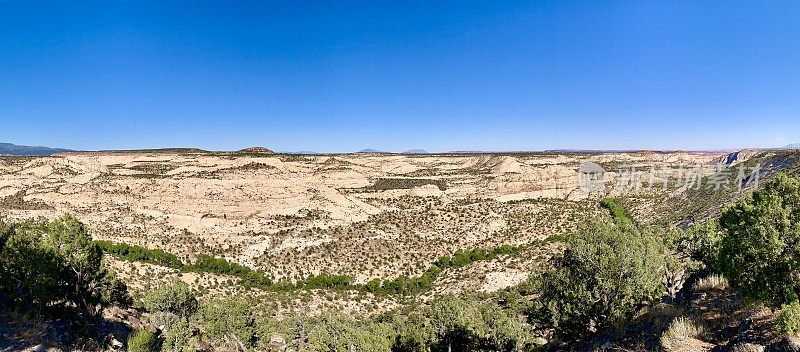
[531,221,669,336]
[660,317,704,351]
[128,329,160,352]
[777,301,800,337]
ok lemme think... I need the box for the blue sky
[1,1,799,152]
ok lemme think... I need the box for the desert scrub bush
[128,329,160,352]
[660,317,704,351]
[0,215,130,316]
[777,301,800,336]
[162,319,195,352]
[390,295,536,352]
[667,221,723,272]
[693,274,729,291]
[530,221,670,336]
[718,173,800,305]
[198,297,257,348]
[143,281,198,318]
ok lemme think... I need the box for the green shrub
[143,281,198,318]
[308,312,394,352]
[777,301,800,336]
[392,295,534,352]
[96,240,183,269]
[600,198,635,227]
[198,297,257,348]
[530,221,669,336]
[667,221,722,272]
[0,215,129,316]
[188,254,273,289]
[718,173,800,305]
[162,319,194,352]
[128,329,159,352]
[366,245,521,296]
[302,273,354,289]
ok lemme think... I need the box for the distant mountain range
[0,142,73,156]
[5,141,795,156]
[356,148,428,154]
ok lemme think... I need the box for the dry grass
[660,317,705,351]
[693,274,729,291]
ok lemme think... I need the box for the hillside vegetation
[3,150,800,351]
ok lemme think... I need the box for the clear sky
[1,1,799,152]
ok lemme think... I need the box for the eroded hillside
[0,151,734,286]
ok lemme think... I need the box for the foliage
[371,178,448,191]
[718,173,800,305]
[667,221,723,272]
[91,227,523,297]
[425,296,487,351]
[366,245,521,296]
[777,301,800,337]
[173,244,521,296]
[96,240,183,269]
[600,198,635,227]
[481,304,534,351]
[128,329,160,352]
[143,281,198,318]
[188,254,355,291]
[198,297,258,348]
[302,273,354,290]
[162,319,195,352]
[530,221,669,336]
[307,312,394,352]
[389,295,536,352]
[0,215,129,316]
[188,254,274,289]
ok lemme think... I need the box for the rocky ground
[0,151,729,284]
[3,150,797,351]
[574,273,797,352]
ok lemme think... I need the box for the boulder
[730,342,765,352]
[766,337,800,352]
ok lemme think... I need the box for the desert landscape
[6,148,800,351]
[4,2,800,350]
[0,150,731,284]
